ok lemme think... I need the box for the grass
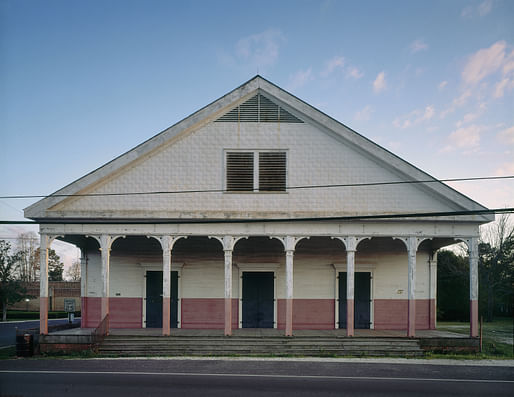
[437,317,513,359]
[0,311,81,322]
[0,346,16,359]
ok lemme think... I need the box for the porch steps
[98,336,424,357]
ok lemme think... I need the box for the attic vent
[216,94,303,123]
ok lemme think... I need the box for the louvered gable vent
[226,152,254,191]
[216,93,303,123]
[259,152,286,191]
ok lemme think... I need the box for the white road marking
[1,370,513,383]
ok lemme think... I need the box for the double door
[146,271,178,328]
[338,272,371,329]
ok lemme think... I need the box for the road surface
[0,318,80,347]
[1,358,512,396]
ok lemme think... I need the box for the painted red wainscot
[81,297,101,328]
[374,299,431,330]
[277,299,335,330]
[181,298,238,329]
[110,297,142,328]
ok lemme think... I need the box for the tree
[65,260,81,281]
[0,240,27,321]
[34,248,64,281]
[437,249,469,321]
[16,232,39,282]
[479,214,514,322]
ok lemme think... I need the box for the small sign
[64,299,75,313]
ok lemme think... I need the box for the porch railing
[92,314,109,346]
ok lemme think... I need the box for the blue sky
[1,0,513,267]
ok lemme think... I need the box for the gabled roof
[24,75,493,223]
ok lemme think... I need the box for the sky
[1,0,513,271]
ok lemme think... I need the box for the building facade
[25,76,492,337]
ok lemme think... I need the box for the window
[226,151,287,192]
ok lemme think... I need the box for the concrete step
[98,335,424,357]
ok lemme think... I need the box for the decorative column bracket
[209,236,248,336]
[86,235,125,335]
[271,236,309,337]
[147,235,187,336]
[393,236,432,337]
[331,236,369,336]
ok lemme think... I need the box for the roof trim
[24,75,493,223]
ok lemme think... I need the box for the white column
[345,236,356,337]
[80,248,87,327]
[428,254,437,330]
[148,235,185,336]
[99,235,112,324]
[469,237,479,337]
[209,236,246,336]
[406,236,417,337]
[285,248,294,336]
[224,247,233,336]
[39,234,50,335]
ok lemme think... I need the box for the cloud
[321,56,345,77]
[493,77,514,98]
[288,68,313,90]
[440,89,472,118]
[495,161,514,176]
[410,39,428,53]
[373,71,386,93]
[393,105,435,129]
[438,81,448,91]
[462,41,507,86]
[346,66,364,79]
[478,0,493,16]
[234,29,285,68]
[354,105,373,121]
[461,0,493,18]
[442,124,482,152]
[497,126,514,145]
[455,103,487,127]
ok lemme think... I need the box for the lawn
[437,317,513,358]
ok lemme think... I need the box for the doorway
[145,271,178,328]
[338,272,371,329]
[242,272,274,328]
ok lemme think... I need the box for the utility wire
[0,175,513,200]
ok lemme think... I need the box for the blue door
[242,272,274,328]
[338,272,371,329]
[145,271,178,328]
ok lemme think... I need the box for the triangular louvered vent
[215,93,303,123]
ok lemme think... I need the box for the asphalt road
[1,358,512,396]
[0,318,80,347]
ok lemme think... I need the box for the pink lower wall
[82,297,435,330]
[81,297,142,329]
[277,299,334,330]
[181,298,238,329]
[374,299,434,330]
[81,297,101,328]
[110,298,142,328]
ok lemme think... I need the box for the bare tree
[65,260,81,281]
[479,214,514,321]
[16,232,39,282]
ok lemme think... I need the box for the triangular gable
[24,76,492,223]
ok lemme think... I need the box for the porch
[39,327,479,357]
[36,223,482,340]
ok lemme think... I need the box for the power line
[1,175,513,200]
